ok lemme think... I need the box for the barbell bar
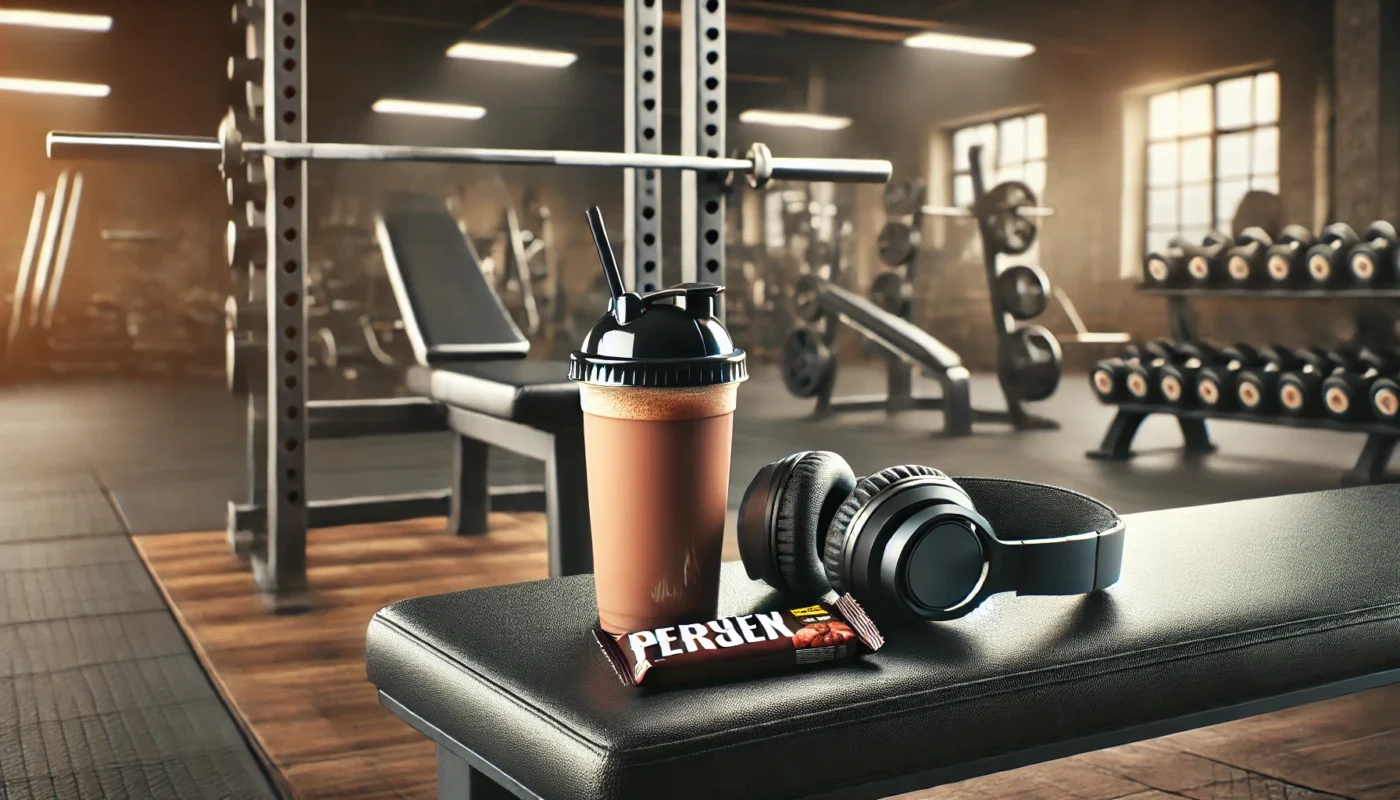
[921,204,1055,218]
[47,126,892,187]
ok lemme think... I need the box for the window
[1144,71,1278,254]
[951,111,1047,209]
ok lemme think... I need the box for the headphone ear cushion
[772,451,856,600]
[822,464,946,594]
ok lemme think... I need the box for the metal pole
[42,172,84,329]
[28,171,69,328]
[5,191,46,355]
[680,0,726,306]
[624,0,662,293]
[251,0,309,606]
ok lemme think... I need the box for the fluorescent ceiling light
[446,41,577,68]
[0,8,112,31]
[738,109,852,131]
[372,98,486,120]
[904,31,1034,58]
[0,77,110,97]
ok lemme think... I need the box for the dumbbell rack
[1087,287,1400,484]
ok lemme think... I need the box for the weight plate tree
[45,0,892,607]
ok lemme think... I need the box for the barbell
[47,114,892,188]
[923,181,1054,256]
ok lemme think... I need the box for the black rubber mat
[0,614,189,680]
[0,564,166,626]
[0,539,137,571]
[0,492,126,543]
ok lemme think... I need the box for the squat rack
[46,0,891,607]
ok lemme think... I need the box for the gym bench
[251,193,591,577]
[367,484,1400,799]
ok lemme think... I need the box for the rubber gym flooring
[0,365,1387,799]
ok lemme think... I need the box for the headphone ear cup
[821,464,946,594]
[772,452,856,600]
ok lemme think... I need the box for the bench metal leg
[438,745,516,800]
[449,435,490,536]
[1343,433,1399,486]
[545,426,592,577]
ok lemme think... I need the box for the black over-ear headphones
[737,452,1125,621]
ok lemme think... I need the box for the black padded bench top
[366,485,1400,800]
[406,362,578,427]
[376,193,530,364]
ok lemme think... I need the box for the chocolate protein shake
[570,208,747,634]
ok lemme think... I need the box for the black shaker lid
[568,282,748,388]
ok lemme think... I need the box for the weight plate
[870,271,913,318]
[1230,190,1283,241]
[883,178,924,216]
[995,265,1049,321]
[793,274,824,323]
[999,324,1062,402]
[808,240,835,268]
[877,221,919,267]
[781,327,835,399]
[977,181,1039,256]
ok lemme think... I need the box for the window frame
[1142,69,1279,251]
[949,109,1047,210]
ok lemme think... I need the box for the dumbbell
[1236,345,1307,414]
[1158,342,1222,407]
[1277,347,1362,417]
[1185,231,1231,286]
[1371,370,1400,423]
[1090,340,1169,403]
[1322,348,1400,421]
[1347,221,1398,286]
[1142,237,1193,286]
[1305,223,1361,287]
[1123,340,1187,404]
[1265,225,1316,287]
[1195,343,1262,411]
[1225,228,1273,288]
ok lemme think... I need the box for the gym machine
[1096,214,1400,484]
[47,0,892,608]
[782,145,1062,434]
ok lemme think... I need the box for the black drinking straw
[586,206,626,302]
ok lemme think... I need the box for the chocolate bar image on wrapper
[595,592,885,688]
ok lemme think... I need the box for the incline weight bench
[300,193,590,577]
[368,484,1400,799]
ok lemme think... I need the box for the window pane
[1024,160,1047,198]
[997,165,1024,188]
[953,174,974,208]
[1179,84,1213,136]
[1146,229,1177,256]
[1255,71,1279,124]
[1149,91,1179,140]
[1216,218,1235,237]
[999,116,1026,166]
[1216,178,1250,228]
[1148,141,1179,187]
[1216,75,1253,130]
[1148,187,1179,229]
[1181,184,1211,227]
[952,127,977,172]
[1025,113,1047,160]
[1251,173,1279,193]
[1217,131,1252,179]
[1181,227,1210,246]
[1253,126,1279,175]
[1181,136,1211,183]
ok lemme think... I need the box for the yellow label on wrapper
[789,605,828,619]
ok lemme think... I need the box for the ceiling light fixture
[0,77,110,97]
[446,41,577,68]
[904,31,1035,59]
[738,109,852,131]
[372,98,487,120]
[0,8,112,31]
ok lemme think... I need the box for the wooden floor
[135,514,1400,800]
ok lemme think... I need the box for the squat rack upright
[45,0,891,607]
